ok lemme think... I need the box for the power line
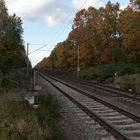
[51,0,88,45]
[28,44,47,55]
[26,0,82,54]
[29,43,46,46]
[53,0,82,36]
[26,0,88,56]
[48,0,82,45]
[39,50,51,52]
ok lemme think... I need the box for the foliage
[115,62,139,75]
[94,62,139,81]
[109,47,126,62]
[37,0,140,82]
[36,94,62,140]
[80,67,95,80]
[0,93,62,140]
[0,0,30,89]
[0,68,30,89]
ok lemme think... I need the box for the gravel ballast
[36,74,114,140]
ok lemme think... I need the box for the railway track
[38,72,140,140]
[61,78,140,115]
[61,78,140,103]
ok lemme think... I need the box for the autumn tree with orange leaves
[37,0,140,78]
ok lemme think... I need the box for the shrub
[0,93,62,140]
[93,62,139,82]
[94,64,116,82]
[115,62,139,75]
[80,67,95,80]
[0,68,31,89]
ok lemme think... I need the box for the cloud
[5,0,71,27]
[5,0,129,27]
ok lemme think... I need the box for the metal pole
[27,43,29,76]
[33,70,36,88]
[77,44,80,79]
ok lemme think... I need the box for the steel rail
[39,72,129,140]
[70,79,140,101]
[38,72,140,123]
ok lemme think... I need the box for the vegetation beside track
[0,0,31,90]
[0,93,63,140]
[37,0,140,92]
[39,62,140,93]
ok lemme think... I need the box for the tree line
[0,0,28,87]
[38,0,140,80]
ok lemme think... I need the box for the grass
[0,93,63,140]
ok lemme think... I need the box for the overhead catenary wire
[29,43,46,46]
[27,0,88,56]
[51,0,82,37]
[39,50,51,51]
[28,44,47,55]
[51,0,88,45]
[26,0,82,54]
[47,0,83,46]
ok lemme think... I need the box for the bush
[80,67,95,80]
[45,62,139,83]
[0,68,31,89]
[0,93,63,140]
[36,94,62,140]
[79,62,139,82]
[94,64,116,82]
[115,62,139,75]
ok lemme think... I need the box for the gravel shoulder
[36,74,104,140]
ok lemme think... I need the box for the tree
[119,0,140,63]
[0,0,26,74]
[0,0,27,87]
[37,0,140,75]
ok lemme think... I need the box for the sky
[5,0,130,67]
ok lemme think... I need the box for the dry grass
[116,74,140,93]
[0,93,63,140]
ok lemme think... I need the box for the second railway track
[38,72,140,140]
[61,78,140,103]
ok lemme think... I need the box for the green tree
[0,0,27,87]
[0,0,26,73]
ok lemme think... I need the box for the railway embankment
[0,85,62,140]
